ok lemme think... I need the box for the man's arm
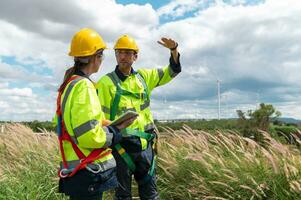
[138,38,181,92]
[158,37,181,76]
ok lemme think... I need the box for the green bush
[22,120,56,133]
[155,119,238,132]
[270,125,299,144]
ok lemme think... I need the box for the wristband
[170,42,178,51]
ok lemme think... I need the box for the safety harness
[56,75,111,178]
[107,71,157,182]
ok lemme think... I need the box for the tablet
[110,111,139,126]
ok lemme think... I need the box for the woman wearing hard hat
[54,28,136,200]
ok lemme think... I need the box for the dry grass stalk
[289,180,301,192]
[260,148,279,174]
[209,181,234,191]
[239,185,260,198]
[203,196,228,200]
[284,163,299,178]
[250,177,267,197]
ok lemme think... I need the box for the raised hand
[157,37,179,64]
[157,37,178,50]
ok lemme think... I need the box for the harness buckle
[59,168,71,178]
[86,163,102,174]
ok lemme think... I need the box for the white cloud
[276,101,301,119]
[0,88,34,97]
[157,0,258,19]
[1,0,301,121]
[0,101,9,109]
[157,0,201,18]
[0,83,55,121]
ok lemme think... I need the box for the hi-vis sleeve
[62,78,114,149]
[138,54,181,92]
[96,76,115,120]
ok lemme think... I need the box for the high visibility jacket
[54,75,116,171]
[97,63,180,151]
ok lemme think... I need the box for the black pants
[113,144,159,200]
[70,194,102,200]
[59,167,118,199]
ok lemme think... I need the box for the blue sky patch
[116,0,171,9]
[1,56,53,76]
[8,79,50,96]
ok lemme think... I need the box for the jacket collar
[74,68,93,82]
[114,65,136,82]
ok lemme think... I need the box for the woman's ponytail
[58,66,76,92]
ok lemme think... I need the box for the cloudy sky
[1,0,301,121]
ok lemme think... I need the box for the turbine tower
[217,79,221,120]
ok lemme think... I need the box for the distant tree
[237,103,281,130]
[249,103,281,131]
[236,103,281,141]
[23,120,55,132]
[236,110,246,120]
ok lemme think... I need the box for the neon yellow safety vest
[97,65,179,150]
[54,75,116,172]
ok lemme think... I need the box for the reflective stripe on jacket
[96,65,180,150]
[54,75,115,168]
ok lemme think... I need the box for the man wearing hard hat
[97,35,181,200]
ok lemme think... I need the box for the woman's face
[93,50,104,73]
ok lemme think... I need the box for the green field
[1,123,301,199]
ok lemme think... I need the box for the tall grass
[1,123,301,199]
[157,125,301,199]
[0,123,65,200]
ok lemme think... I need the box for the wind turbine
[217,79,221,120]
[204,57,224,120]
[203,58,222,120]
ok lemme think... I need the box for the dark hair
[58,59,89,92]
[58,66,76,92]
[58,49,103,92]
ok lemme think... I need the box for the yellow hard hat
[69,28,107,57]
[114,35,139,52]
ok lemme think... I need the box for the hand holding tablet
[111,111,139,128]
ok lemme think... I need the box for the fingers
[157,40,165,46]
[102,119,111,126]
[160,37,169,42]
[158,37,171,44]
[116,116,137,129]
[163,37,175,44]
[158,37,177,49]
[157,37,169,47]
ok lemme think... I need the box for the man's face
[115,49,137,68]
